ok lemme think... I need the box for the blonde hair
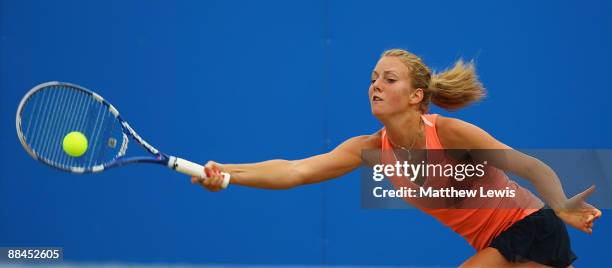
[382,49,485,112]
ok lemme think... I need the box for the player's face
[369,56,416,118]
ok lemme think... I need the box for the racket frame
[16,81,230,188]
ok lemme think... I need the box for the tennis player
[193,49,601,267]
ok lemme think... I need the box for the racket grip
[170,157,230,189]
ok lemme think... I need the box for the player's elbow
[284,162,304,188]
[521,155,548,182]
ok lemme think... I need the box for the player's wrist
[221,164,240,184]
[551,199,570,216]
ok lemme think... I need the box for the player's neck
[383,112,425,149]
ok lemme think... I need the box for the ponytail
[429,59,486,111]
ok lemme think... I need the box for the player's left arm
[436,115,602,234]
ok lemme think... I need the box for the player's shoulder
[437,116,468,148]
[355,130,382,148]
[435,115,478,134]
[339,131,381,151]
[435,115,494,148]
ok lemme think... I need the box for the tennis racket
[16,81,230,188]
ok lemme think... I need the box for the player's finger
[206,173,224,190]
[204,166,215,179]
[205,161,219,173]
[192,176,214,191]
[575,185,596,201]
[204,166,212,178]
[213,175,225,188]
[586,214,595,223]
[212,175,225,191]
[595,208,603,219]
[202,174,213,187]
[193,176,209,188]
[206,176,218,187]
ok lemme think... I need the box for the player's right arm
[193,134,380,191]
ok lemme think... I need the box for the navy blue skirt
[489,208,577,268]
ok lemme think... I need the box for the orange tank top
[380,114,544,250]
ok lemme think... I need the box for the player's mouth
[372,96,384,102]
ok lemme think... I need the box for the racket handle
[169,157,230,189]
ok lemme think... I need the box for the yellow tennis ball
[62,131,88,157]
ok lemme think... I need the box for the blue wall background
[1,0,611,266]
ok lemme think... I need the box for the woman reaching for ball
[193,49,601,267]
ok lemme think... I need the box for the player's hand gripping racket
[16,81,230,188]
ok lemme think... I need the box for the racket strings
[86,106,123,168]
[49,86,80,167]
[18,85,125,170]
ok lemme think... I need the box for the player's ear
[410,88,424,104]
